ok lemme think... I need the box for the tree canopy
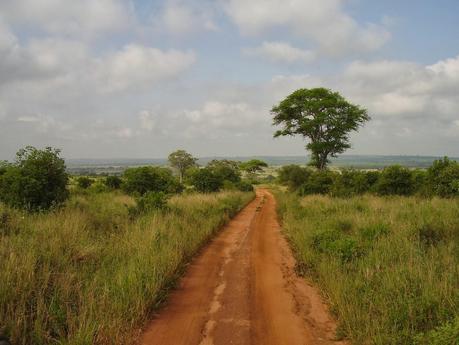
[168,150,198,183]
[272,88,369,170]
[239,159,268,174]
[0,146,68,211]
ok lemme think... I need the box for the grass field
[275,191,459,345]
[0,190,254,345]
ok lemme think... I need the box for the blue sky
[0,0,458,159]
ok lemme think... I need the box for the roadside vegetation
[0,146,255,345]
[275,192,459,344]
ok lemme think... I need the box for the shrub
[0,146,68,211]
[415,317,459,345]
[123,166,183,196]
[299,170,336,195]
[426,157,459,197]
[104,176,122,189]
[189,168,223,193]
[277,165,312,191]
[207,160,241,183]
[236,181,254,192]
[374,165,414,196]
[331,169,372,197]
[76,176,93,189]
[131,191,169,216]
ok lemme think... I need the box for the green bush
[189,168,223,193]
[299,170,336,195]
[415,317,459,345]
[130,191,169,216]
[207,160,241,183]
[236,180,254,192]
[277,164,312,191]
[374,165,414,196]
[123,166,183,196]
[331,169,373,197]
[0,146,68,211]
[76,176,93,189]
[104,176,122,189]
[426,158,459,197]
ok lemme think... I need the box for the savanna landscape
[1,1,459,345]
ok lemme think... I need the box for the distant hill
[66,155,458,175]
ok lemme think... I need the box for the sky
[0,0,458,160]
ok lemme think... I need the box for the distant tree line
[278,157,459,198]
[0,147,261,213]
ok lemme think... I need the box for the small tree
[277,165,312,191]
[272,88,369,170]
[207,159,241,183]
[168,150,198,183]
[123,166,182,196]
[239,159,268,174]
[104,175,122,189]
[189,168,223,193]
[0,146,68,211]
[374,165,414,196]
[77,176,93,189]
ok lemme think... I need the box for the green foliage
[0,146,68,211]
[298,170,336,195]
[189,167,223,193]
[239,159,268,174]
[272,88,369,170]
[374,165,414,195]
[331,169,373,197]
[415,317,459,345]
[277,164,312,191]
[207,159,241,183]
[122,166,182,196]
[235,180,254,192]
[168,150,198,183]
[77,176,93,189]
[130,192,169,217]
[104,175,122,189]
[427,157,459,197]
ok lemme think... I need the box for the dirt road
[141,189,346,345]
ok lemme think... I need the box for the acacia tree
[168,149,198,183]
[239,159,268,174]
[272,88,369,170]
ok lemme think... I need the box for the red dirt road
[141,189,346,345]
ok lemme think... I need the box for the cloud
[223,0,390,57]
[139,110,156,131]
[95,45,196,92]
[156,0,218,35]
[0,0,133,37]
[243,41,316,64]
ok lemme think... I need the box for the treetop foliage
[272,88,369,170]
[0,146,68,211]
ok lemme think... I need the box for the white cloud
[243,41,315,63]
[139,110,156,131]
[224,0,390,57]
[95,44,196,92]
[156,0,218,35]
[0,0,133,37]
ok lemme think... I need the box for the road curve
[141,189,347,345]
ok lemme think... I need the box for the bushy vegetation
[122,166,183,196]
[76,176,94,189]
[104,176,122,190]
[0,190,254,345]
[0,147,68,211]
[275,191,459,344]
[277,157,459,198]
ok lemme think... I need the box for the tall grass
[0,190,253,345]
[275,191,459,345]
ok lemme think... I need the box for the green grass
[275,191,459,345]
[0,190,254,345]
